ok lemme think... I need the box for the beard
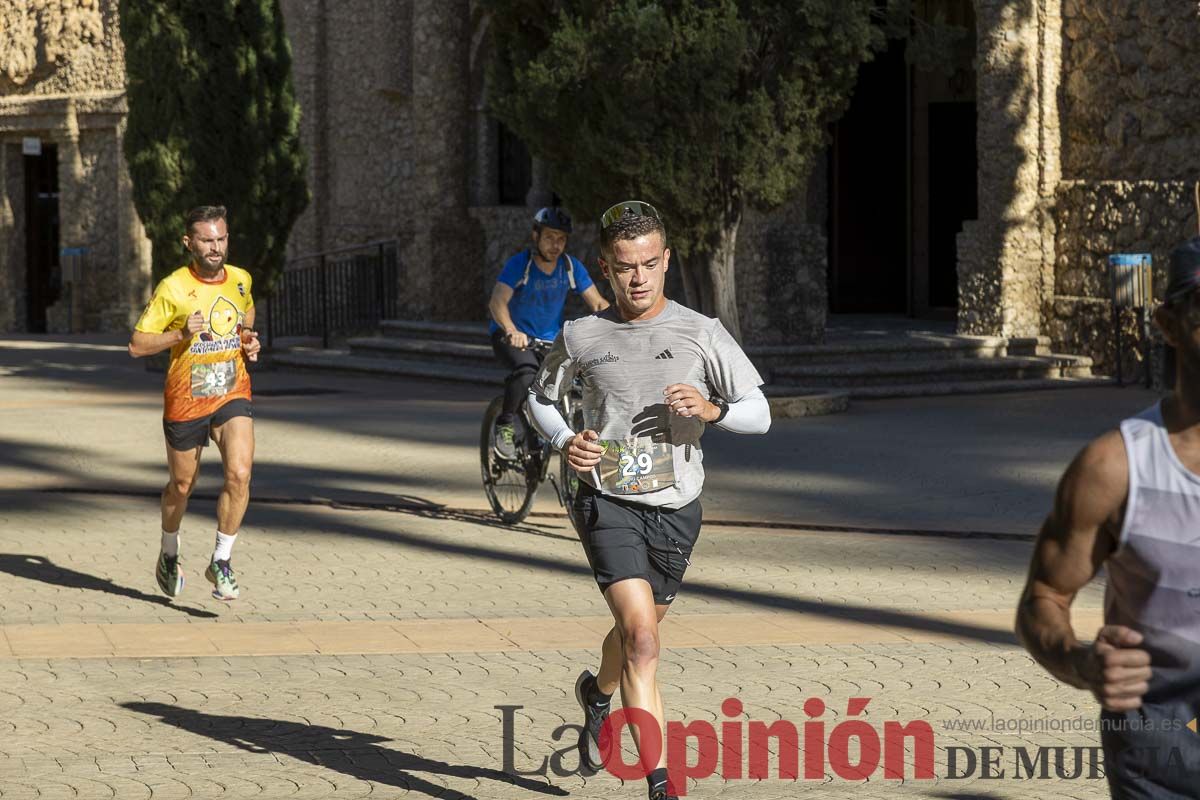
[193,252,225,274]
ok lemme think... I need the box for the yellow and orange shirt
[136,264,254,422]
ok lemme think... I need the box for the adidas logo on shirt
[655,348,674,360]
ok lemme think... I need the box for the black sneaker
[574,669,610,775]
[649,787,679,800]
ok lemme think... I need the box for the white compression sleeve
[714,387,771,434]
[527,390,575,451]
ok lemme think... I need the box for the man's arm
[239,305,261,361]
[1015,431,1151,711]
[713,387,770,434]
[488,283,518,335]
[129,307,205,358]
[129,328,187,358]
[527,391,574,452]
[580,285,609,313]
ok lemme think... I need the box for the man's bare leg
[211,415,254,534]
[205,415,253,600]
[161,443,202,533]
[603,579,671,775]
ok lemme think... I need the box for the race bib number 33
[597,437,675,495]
[190,360,236,398]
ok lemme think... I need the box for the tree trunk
[674,249,702,311]
[694,213,743,343]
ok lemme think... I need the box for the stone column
[50,98,86,332]
[407,0,482,320]
[115,111,151,329]
[0,143,21,331]
[957,0,1060,338]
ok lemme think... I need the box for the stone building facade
[0,0,149,333]
[0,0,1194,372]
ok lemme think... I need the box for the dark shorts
[573,485,701,605]
[1101,699,1200,797]
[163,398,253,452]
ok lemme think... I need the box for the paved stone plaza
[0,336,1164,799]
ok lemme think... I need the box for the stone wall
[1047,180,1194,375]
[736,217,826,345]
[0,0,119,95]
[1060,0,1198,182]
[1043,0,1200,371]
[279,0,415,258]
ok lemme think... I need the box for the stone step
[748,334,1009,367]
[348,336,495,364]
[272,350,848,417]
[1005,336,1053,357]
[790,375,1114,400]
[771,354,1094,388]
[274,349,507,384]
[379,319,490,344]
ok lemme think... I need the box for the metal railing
[265,240,400,348]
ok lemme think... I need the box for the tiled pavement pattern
[0,338,1147,798]
[0,494,1113,799]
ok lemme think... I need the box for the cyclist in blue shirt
[488,207,609,459]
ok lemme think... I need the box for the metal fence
[265,240,400,347]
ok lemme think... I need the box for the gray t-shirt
[533,300,764,509]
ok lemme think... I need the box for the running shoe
[575,669,610,775]
[494,422,518,461]
[155,550,184,597]
[204,558,240,601]
[648,775,678,800]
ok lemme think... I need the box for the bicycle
[480,339,586,532]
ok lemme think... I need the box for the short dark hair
[185,205,227,233]
[1167,237,1200,306]
[600,213,666,259]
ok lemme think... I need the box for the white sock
[161,530,180,557]
[212,531,236,563]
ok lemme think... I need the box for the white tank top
[1107,401,1200,698]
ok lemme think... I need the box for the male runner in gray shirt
[529,200,770,800]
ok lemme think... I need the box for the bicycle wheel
[559,404,587,536]
[480,396,538,524]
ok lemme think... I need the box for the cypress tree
[484,0,904,339]
[119,1,309,288]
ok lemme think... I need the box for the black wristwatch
[710,397,729,423]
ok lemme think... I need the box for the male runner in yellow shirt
[128,205,261,601]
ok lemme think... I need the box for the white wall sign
[22,137,42,156]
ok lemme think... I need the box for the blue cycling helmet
[533,206,573,234]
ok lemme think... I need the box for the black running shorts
[163,398,253,451]
[573,484,701,604]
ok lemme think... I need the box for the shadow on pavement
[0,554,218,620]
[243,502,1019,646]
[43,486,579,543]
[121,702,567,800]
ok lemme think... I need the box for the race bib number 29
[597,437,675,495]
[190,360,237,398]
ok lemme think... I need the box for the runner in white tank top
[1017,236,1200,797]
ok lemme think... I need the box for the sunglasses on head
[600,200,661,230]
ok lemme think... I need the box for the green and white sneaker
[204,559,240,601]
[493,422,518,460]
[155,551,185,597]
